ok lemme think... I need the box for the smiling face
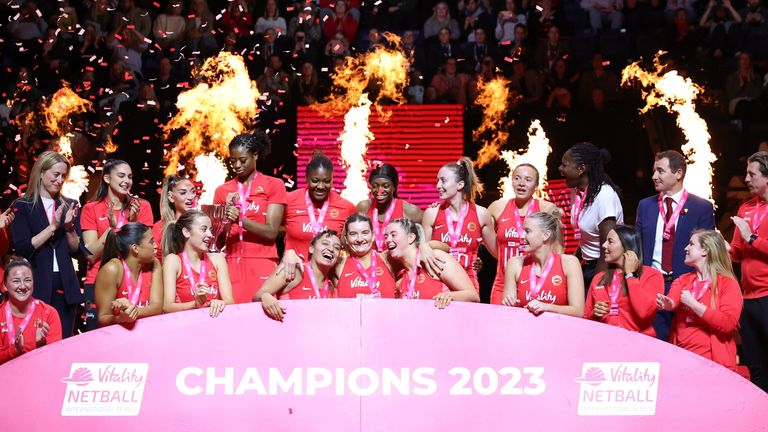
[371,177,395,205]
[41,161,69,197]
[520,217,549,253]
[512,165,538,201]
[183,215,214,252]
[169,179,197,213]
[436,166,463,201]
[684,233,708,268]
[345,220,374,256]
[228,146,257,181]
[310,234,342,267]
[652,157,682,193]
[5,265,34,304]
[601,230,625,264]
[307,167,333,202]
[384,222,415,259]
[135,230,158,264]
[105,163,133,197]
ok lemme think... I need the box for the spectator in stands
[85,0,112,34]
[578,53,620,105]
[741,0,767,57]
[320,0,361,23]
[495,0,527,45]
[469,55,499,102]
[545,57,580,94]
[430,57,469,106]
[699,0,742,59]
[364,28,383,52]
[423,1,461,40]
[535,25,569,72]
[257,54,290,105]
[153,2,186,51]
[289,30,319,70]
[55,0,79,35]
[406,70,425,104]
[111,0,151,36]
[292,61,322,106]
[323,0,358,43]
[464,27,496,73]
[528,0,559,34]
[725,52,764,120]
[324,31,352,59]
[667,8,701,66]
[365,0,418,31]
[502,23,534,67]
[288,5,323,44]
[426,27,461,79]
[402,30,426,74]
[98,60,138,118]
[154,57,180,116]
[186,0,217,57]
[509,60,544,107]
[255,0,287,35]
[581,0,624,32]
[220,0,253,37]
[665,0,696,23]
[460,0,494,43]
[107,23,148,75]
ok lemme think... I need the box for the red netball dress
[335,253,396,299]
[284,189,355,258]
[515,253,568,308]
[366,198,404,252]
[431,202,482,291]
[491,198,540,305]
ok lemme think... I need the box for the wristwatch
[749,234,758,245]
[624,272,637,279]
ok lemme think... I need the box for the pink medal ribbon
[513,199,539,235]
[115,210,127,230]
[608,271,623,316]
[305,190,330,234]
[372,199,397,250]
[657,190,688,240]
[692,277,710,301]
[528,253,555,300]
[571,187,587,240]
[750,200,768,232]
[237,176,255,245]
[120,259,144,305]
[4,300,37,346]
[352,253,380,298]
[445,202,469,251]
[181,251,216,301]
[304,262,330,299]
[402,249,421,299]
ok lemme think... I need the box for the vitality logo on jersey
[61,363,149,416]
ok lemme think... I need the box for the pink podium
[1,300,766,430]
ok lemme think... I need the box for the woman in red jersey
[502,212,584,317]
[162,210,234,318]
[81,159,154,330]
[214,132,287,304]
[0,257,62,364]
[422,157,496,292]
[283,152,356,262]
[335,214,396,299]
[254,230,343,321]
[95,223,163,327]
[657,230,743,370]
[385,218,479,308]
[152,174,197,260]
[356,163,424,252]
[488,164,560,305]
[585,225,663,334]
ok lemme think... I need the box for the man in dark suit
[636,150,715,341]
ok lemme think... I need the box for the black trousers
[652,279,674,342]
[49,274,78,338]
[741,296,768,393]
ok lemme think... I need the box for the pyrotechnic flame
[163,52,260,176]
[318,33,410,119]
[338,95,374,204]
[473,76,512,167]
[193,153,228,205]
[621,53,714,202]
[103,134,118,154]
[62,165,89,201]
[500,119,552,200]
[41,83,92,159]
[316,33,410,203]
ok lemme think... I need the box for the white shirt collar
[662,188,685,203]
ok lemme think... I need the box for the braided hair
[568,142,620,208]
[228,131,271,158]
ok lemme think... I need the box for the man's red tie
[662,197,675,274]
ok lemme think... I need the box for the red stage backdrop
[296,104,465,208]
[0,301,766,430]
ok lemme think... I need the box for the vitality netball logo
[575,362,659,416]
[61,363,149,416]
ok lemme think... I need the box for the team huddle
[1,133,767,394]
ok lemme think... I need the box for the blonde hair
[388,217,427,245]
[160,174,191,223]
[23,150,70,207]
[442,157,484,203]
[526,211,563,248]
[693,229,736,306]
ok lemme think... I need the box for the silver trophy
[201,204,229,253]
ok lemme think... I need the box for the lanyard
[181,251,209,297]
[608,271,623,315]
[402,249,421,299]
[121,259,143,305]
[4,300,37,346]
[236,175,256,248]
[305,190,330,234]
[657,190,688,240]
[692,277,711,301]
[511,198,539,236]
[751,200,768,232]
[304,262,330,299]
[571,186,588,240]
[372,199,397,250]
[445,202,469,248]
[528,253,555,299]
[351,253,380,296]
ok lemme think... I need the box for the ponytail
[162,209,207,257]
[443,157,484,202]
[101,222,150,267]
[389,217,425,245]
